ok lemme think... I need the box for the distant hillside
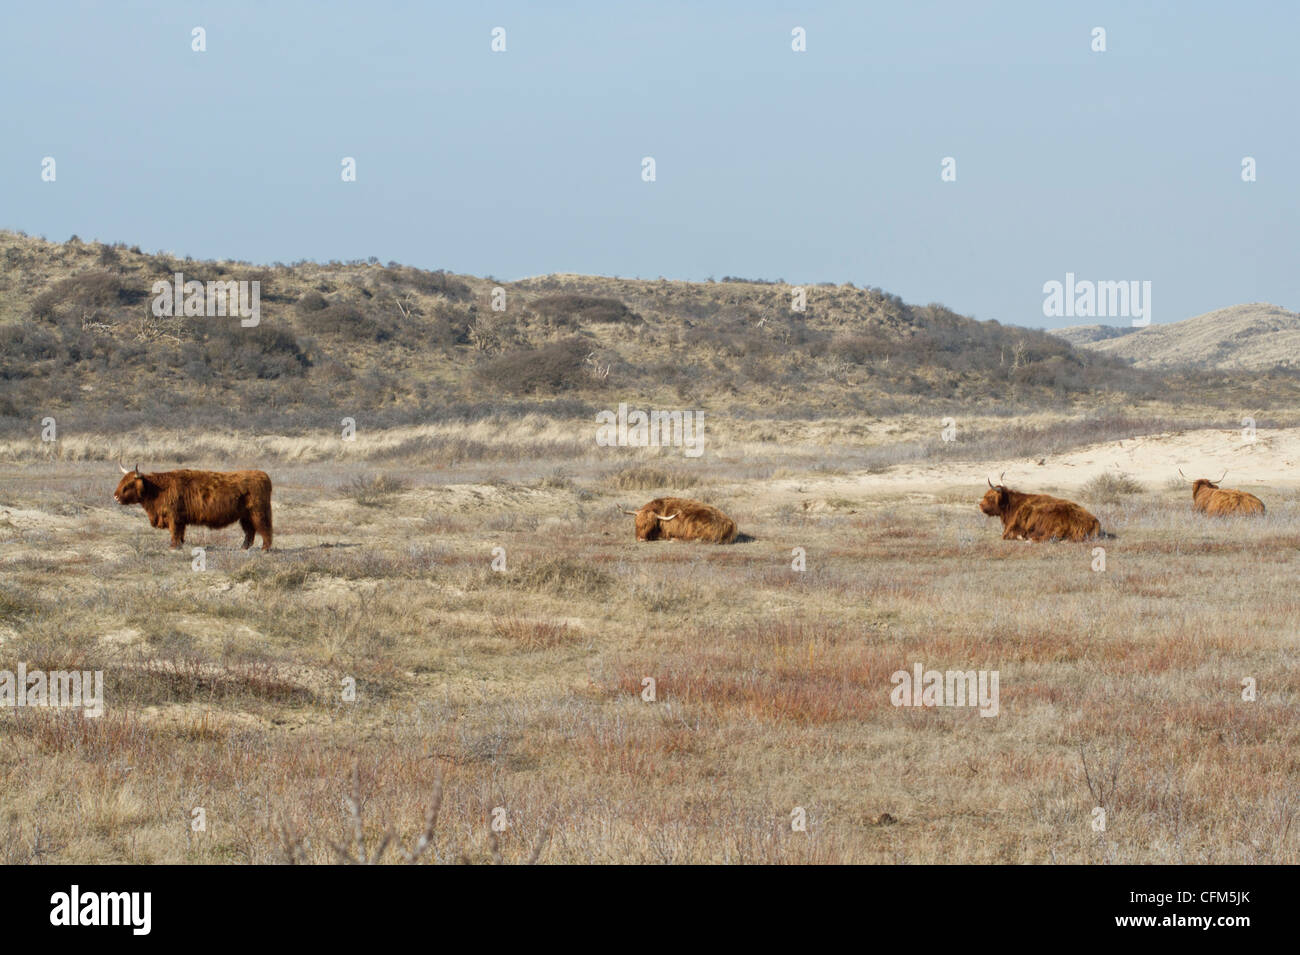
[1056,303,1300,370]
[0,231,1293,434]
[1052,324,1139,347]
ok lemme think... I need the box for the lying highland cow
[113,463,273,550]
[978,475,1102,542]
[622,497,738,543]
[1180,470,1265,516]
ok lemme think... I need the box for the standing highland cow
[113,463,273,550]
[621,497,739,543]
[978,475,1103,542]
[1180,470,1265,516]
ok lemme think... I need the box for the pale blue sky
[3,1,1296,328]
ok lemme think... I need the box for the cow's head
[979,475,1010,516]
[113,463,150,505]
[1181,469,1225,499]
[630,502,680,541]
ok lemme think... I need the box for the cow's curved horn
[1178,468,1188,482]
[617,503,639,515]
[119,461,130,474]
[134,463,141,476]
[1216,470,1227,484]
[653,511,679,521]
[987,476,994,488]
[998,472,1005,485]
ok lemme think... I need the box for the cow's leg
[169,519,186,549]
[254,503,273,551]
[239,514,256,549]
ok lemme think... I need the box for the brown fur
[113,467,273,550]
[626,497,738,543]
[1191,479,1265,517]
[979,485,1102,542]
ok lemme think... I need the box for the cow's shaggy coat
[1190,478,1265,517]
[624,497,738,543]
[113,466,273,550]
[979,483,1102,542]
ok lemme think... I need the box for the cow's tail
[258,472,273,547]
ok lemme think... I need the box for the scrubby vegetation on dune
[7,231,1299,439]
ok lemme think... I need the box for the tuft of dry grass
[1081,470,1145,503]
[491,555,616,597]
[606,464,700,491]
[491,616,577,650]
[0,587,39,623]
[343,473,410,506]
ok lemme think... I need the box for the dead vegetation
[1,431,1297,863]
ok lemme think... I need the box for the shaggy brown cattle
[1181,470,1265,517]
[621,497,738,543]
[978,476,1102,542]
[113,463,273,550]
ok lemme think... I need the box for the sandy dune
[1060,303,1300,370]
[771,427,1300,500]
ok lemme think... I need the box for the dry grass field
[3,235,1298,864]
[3,416,1297,864]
